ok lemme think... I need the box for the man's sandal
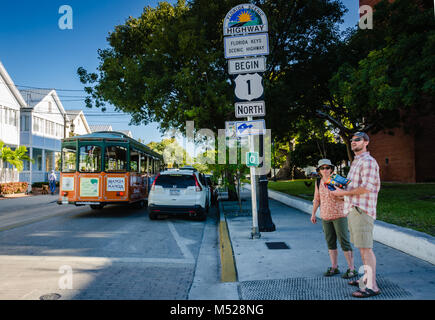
[348,280,361,287]
[324,267,340,277]
[352,288,381,298]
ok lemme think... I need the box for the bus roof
[62,131,162,159]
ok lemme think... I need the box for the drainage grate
[40,293,61,300]
[265,242,290,250]
[239,276,412,300]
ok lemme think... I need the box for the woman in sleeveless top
[311,159,357,279]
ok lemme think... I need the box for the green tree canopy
[78,0,347,138]
[319,0,435,160]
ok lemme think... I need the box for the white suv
[147,169,210,220]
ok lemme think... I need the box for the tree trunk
[341,133,354,163]
[225,169,238,201]
[276,149,292,180]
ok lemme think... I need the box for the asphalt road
[0,195,216,300]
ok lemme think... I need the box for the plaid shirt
[344,152,380,219]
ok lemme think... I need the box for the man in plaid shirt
[331,132,381,298]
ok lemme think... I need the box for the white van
[147,169,209,220]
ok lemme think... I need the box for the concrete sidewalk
[220,189,435,300]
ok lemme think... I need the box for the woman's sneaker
[342,269,358,279]
[324,267,340,277]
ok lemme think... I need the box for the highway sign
[234,73,263,101]
[224,33,269,59]
[228,57,266,75]
[223,3,268,36]
[235,119,266,137]
[246,151,259,167]
[235,101,265,118]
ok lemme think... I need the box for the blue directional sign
[235,119,265,137]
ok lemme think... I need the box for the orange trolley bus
[57,131,163,210]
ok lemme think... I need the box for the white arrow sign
[234,73,263,101]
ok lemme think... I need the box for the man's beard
[352,145,363,153]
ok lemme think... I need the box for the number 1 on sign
[247,79,251,95]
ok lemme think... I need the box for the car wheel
[149,212,158,220]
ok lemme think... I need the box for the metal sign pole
[248,116,260,239]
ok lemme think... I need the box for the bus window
[130,149,139,172]
[62,146,77,172]
[79,145,102,172]
[105,146,127,172]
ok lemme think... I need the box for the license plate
[62,197,68,204]
[170,189,180,196]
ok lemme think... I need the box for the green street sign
[246,151,259,167]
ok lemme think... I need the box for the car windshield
[154,174,196,188]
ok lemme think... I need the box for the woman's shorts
[321,217,352,251]
[347,206,374,249]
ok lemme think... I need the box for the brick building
[359,0,435,182]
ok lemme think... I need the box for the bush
[0,182,29,195]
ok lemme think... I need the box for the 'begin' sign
[228,57,266,75]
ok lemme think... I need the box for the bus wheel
[135,200,145,209]
[90,204,104,210]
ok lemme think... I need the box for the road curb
[218,200,237,282]
[243,184,435,265]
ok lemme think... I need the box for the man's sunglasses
[319,166,331,170]
[350,137,363,142]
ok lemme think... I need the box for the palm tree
[0,140,34,182]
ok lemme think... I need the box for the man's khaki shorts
[347,206,374,249]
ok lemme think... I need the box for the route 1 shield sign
[234,73,264,101]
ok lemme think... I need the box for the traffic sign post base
[250,227,261,239]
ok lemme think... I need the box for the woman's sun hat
[316,159,334,171]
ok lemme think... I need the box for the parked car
[148,169,210,220]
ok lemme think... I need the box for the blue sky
[0,0,359,145]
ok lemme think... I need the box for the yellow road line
[219,219,237,282]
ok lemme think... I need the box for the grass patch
[267,180,435,236]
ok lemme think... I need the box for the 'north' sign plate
[224,33,269,59]
[228,57,266,75]
[235,101,265,118]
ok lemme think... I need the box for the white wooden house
[0,61,27,183]
[18,88,71,185]
[90,124,113,132]
[65,110,92,136]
